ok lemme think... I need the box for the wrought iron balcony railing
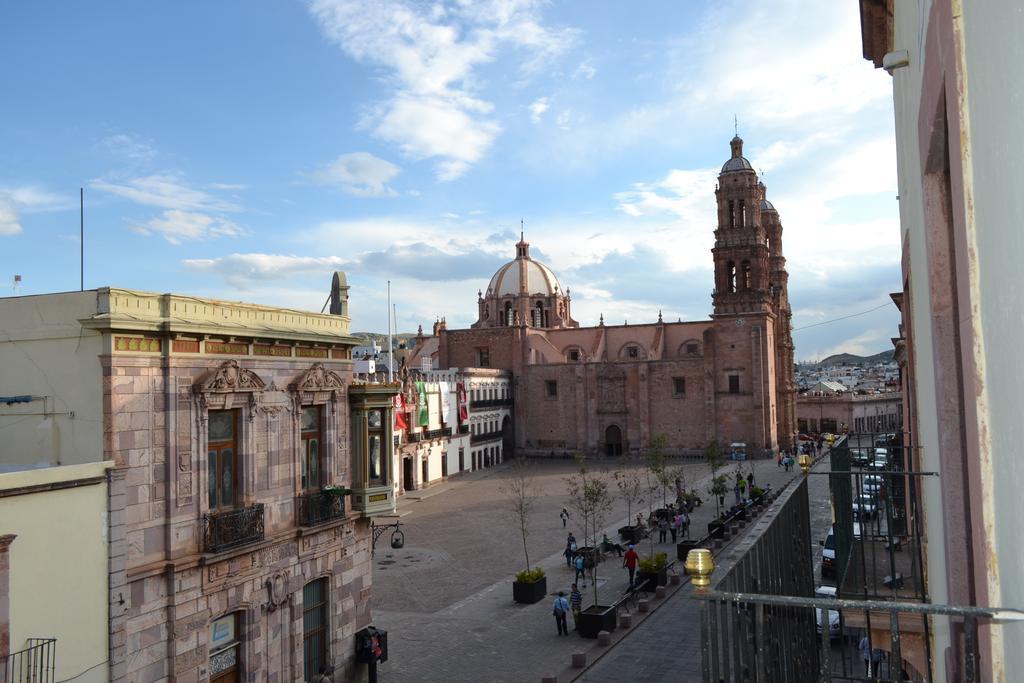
[470,429,503,445]
[1,638,56,683]
[457,424,470,434]
[203,503,265,553]
[296,491,347,527]
[469,397,512,410]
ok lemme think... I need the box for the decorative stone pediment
[196,360,266,393]
[291,363,346,392]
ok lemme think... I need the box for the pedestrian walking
[658,516,669,543]
[569,583,583,630]
[623,544,639,588]
[738,478,747,500]
[680,510,690,539]
[859,636,884,676]
[777,450,783,468]
[747,471,755,491]
[565,533,577,567]
[552,592,570,636]
[560,508,569,528]
[574,553,586,586]
[670,513,680,543]
[734,482,742,505]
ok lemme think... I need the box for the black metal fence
[0,638,56,683]
[469,397,512,410]
[296,491,346,527]
[203,503,265,553]
[697,477,817,681]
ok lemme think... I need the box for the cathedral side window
[728,375,740,394]
[673,377,686,397]
[477,347,490,367]
[627,346,638,359]
[545,380,558,398]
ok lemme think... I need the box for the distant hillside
[351,331,419,348]
[817,350,894,367]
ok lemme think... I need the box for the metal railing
[470,429,503,445]
[203,503,265,553]
[296,491,346,527]
[1,638,56,683]
[469,397,512,410]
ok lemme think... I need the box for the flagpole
[387,280,394,383]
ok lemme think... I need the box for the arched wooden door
[605,425,623,456]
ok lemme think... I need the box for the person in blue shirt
[574,553,586,586]
[552,592,570,635]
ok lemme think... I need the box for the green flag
[416,381,429,426]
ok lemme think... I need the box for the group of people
[733,470,757,504]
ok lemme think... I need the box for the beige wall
[1,461,113,683]
[0,292,105,471]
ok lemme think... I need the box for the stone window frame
[563,345,583,363]
[618,343,646,361]
[289,363,347,495]
[194,360,266,512]
[544,380,558,399]
[679,339,702,357]
[301,576,332,681]
[673,377,686,397]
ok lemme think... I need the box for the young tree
[646,434,671,507]
[612,466,644,530]
[565,456,614,605]
[705,439,728,517]
[501,456,537,573]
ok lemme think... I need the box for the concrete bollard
[638,599,650,613]
[655,585,667,599]
[572,652,587,668]
[670,573,681,586]
[619,613,633,628]
[597,631,611,646]
[714,539,723,549]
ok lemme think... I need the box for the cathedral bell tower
[712,135,772,316]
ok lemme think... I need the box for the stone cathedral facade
[412,136,797,457]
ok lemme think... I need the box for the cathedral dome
[487,253,562,297]
[761,198,776,212]
[721,135,754,173]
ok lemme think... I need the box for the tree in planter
[501,456,537,576]
[612,466,645,542]
[705,439,728,517]
[565,456,614,605]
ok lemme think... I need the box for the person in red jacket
[623,544,639,588]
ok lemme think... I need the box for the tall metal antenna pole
[80,187,84,291]
[386,280,394,383]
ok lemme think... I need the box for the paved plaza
[370,452,819,683]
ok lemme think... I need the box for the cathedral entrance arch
[604,425,623,457]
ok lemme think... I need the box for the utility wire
[792,303,892,333]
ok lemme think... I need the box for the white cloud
[0,200,21,236]
[573,60,596,80]
[308,0,576,179]
[183,253,348,287]
[98,133,156,161]
[309,152,401,197]
[134,210,243,245]
[91,174,239,212]
[529,97,549,123]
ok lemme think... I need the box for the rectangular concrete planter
[577,604,617,638]
[512,575,548,604]
[707,521,726,539]
[636,567,667,590]
[618,525,644,544]
[677,539,700,562]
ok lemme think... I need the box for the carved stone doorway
[605,425,623,456]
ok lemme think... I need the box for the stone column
[0,534,16,658]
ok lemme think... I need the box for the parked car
[820,528,836,578]
[850,448,872,467]
[852,494,878,520]
[862,474,884,495]
[815,585,841,638]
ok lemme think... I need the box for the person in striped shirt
[569,583,583,631]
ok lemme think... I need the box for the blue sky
[0,1,900,360]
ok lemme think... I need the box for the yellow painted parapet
[80,288,359,347]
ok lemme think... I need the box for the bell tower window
[739,200,746,228]
[505,303,513,327]
[728,200,735,228]
[741,260,752,290]
[726,261,737,294]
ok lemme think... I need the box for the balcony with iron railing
[295,491,347,527]
[469,397,512,410]
[202,503,265,553]
[690,433,1019,682]
[470,429,503,445]
[1,638,56,683]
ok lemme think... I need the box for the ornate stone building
[410,136,797,456]
[0,280,397,683]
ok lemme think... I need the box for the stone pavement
[370,452,818,682]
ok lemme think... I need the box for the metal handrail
[1,638,57,683]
